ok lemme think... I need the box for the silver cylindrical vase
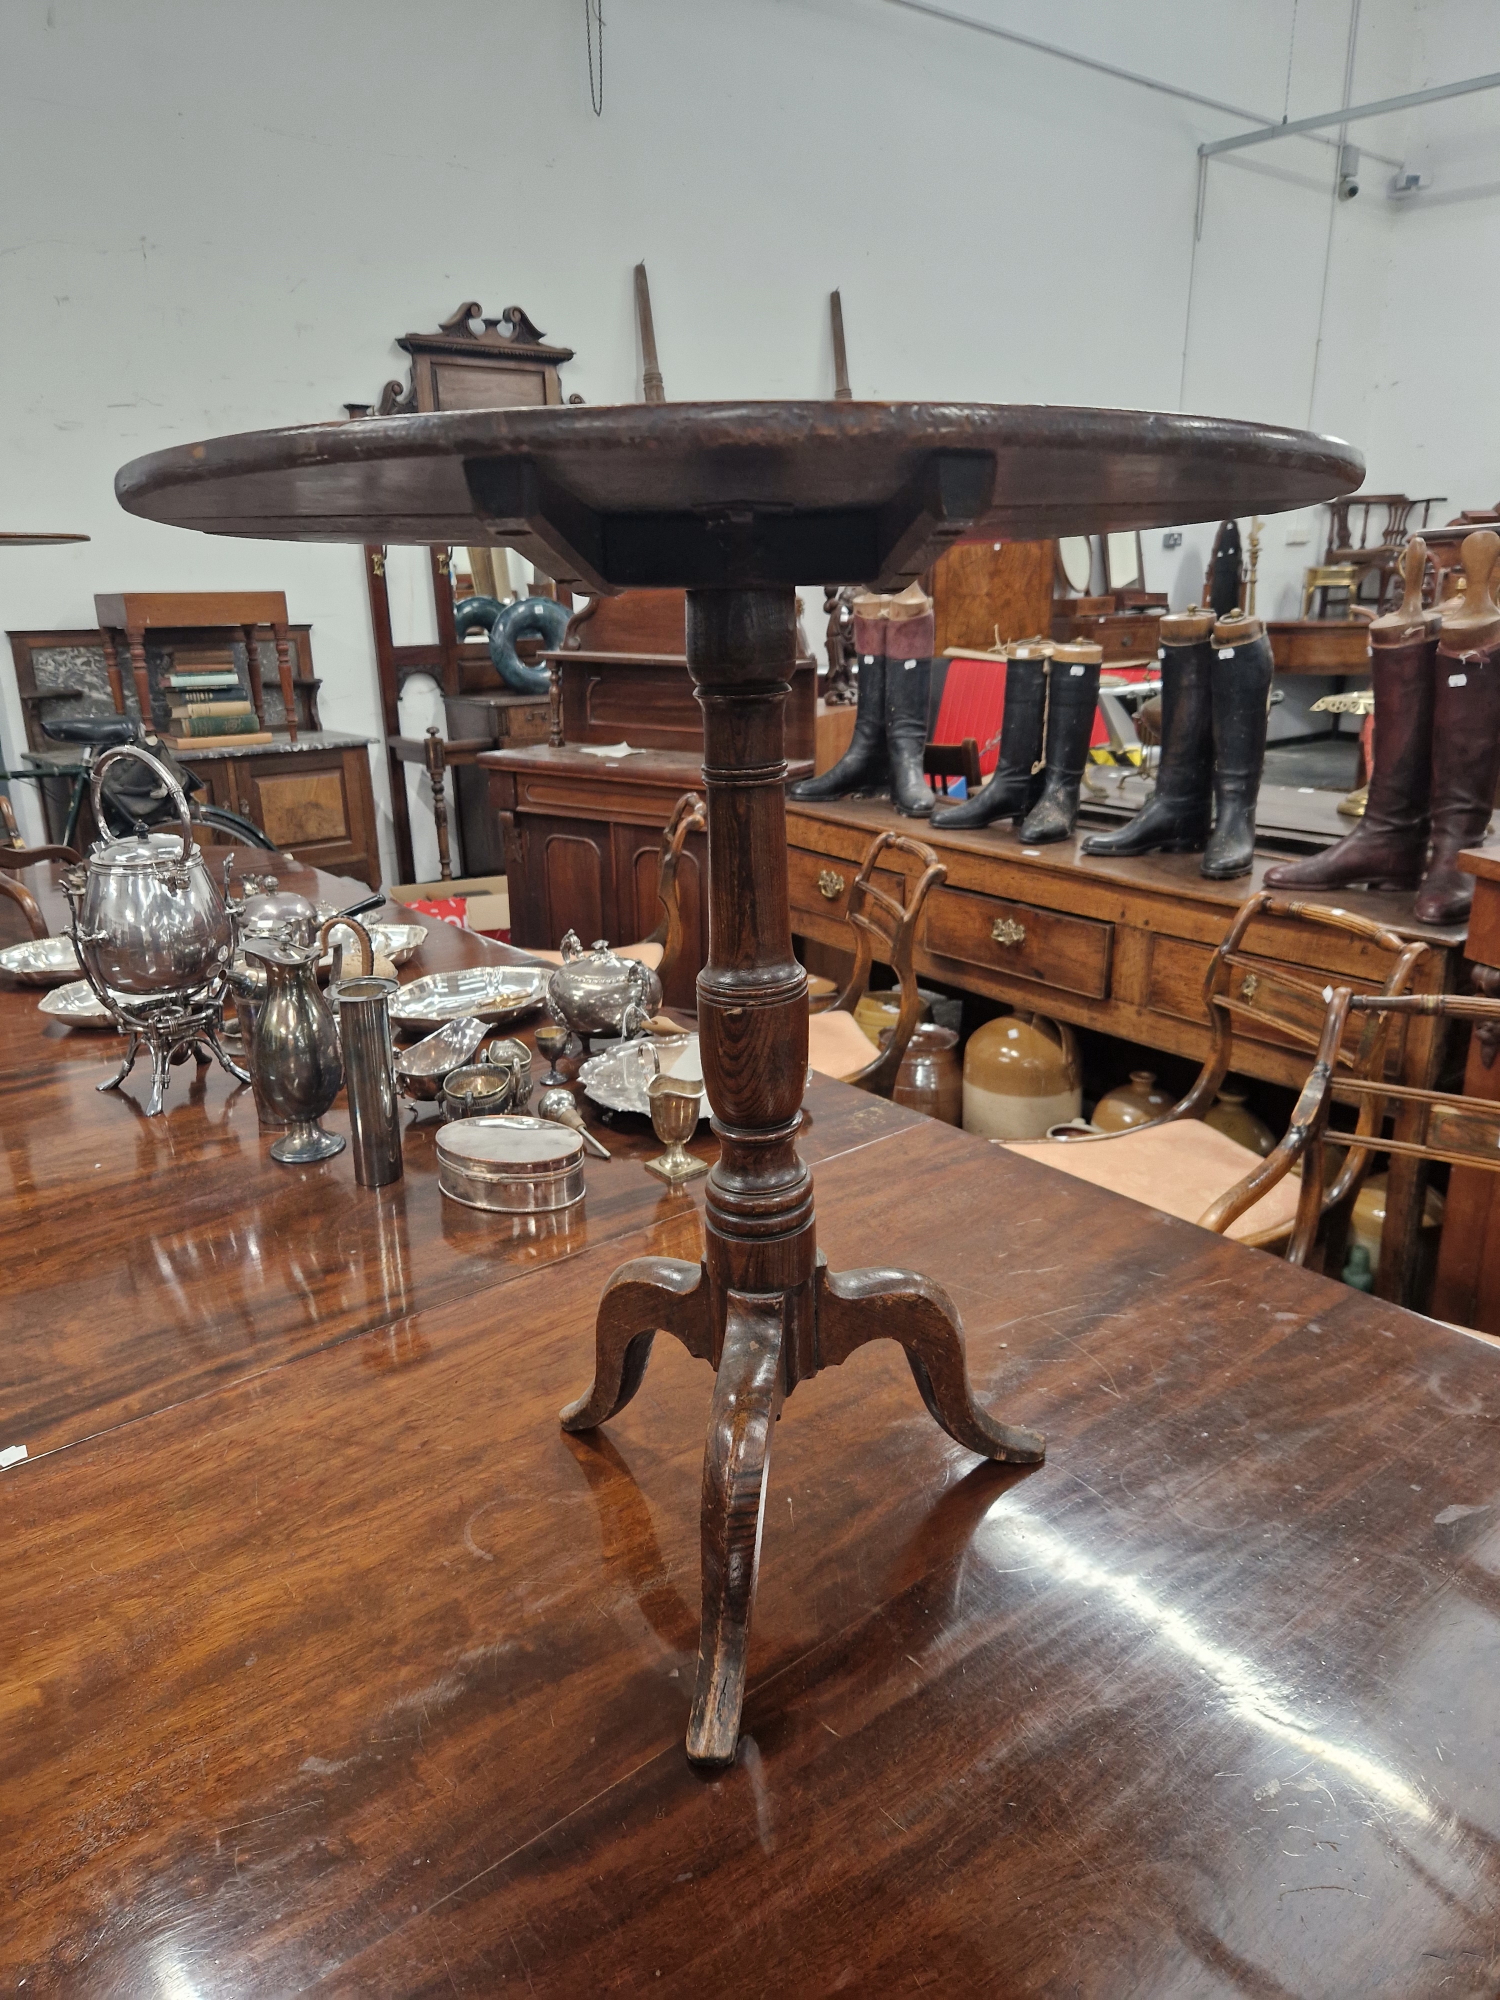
[336,977,404,1188]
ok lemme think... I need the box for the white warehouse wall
[0,0,1483,872]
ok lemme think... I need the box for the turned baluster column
[687,587,817,1373]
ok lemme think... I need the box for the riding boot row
[1264,529,1500,925]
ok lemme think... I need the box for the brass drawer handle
[991,916,1026,947]
[817,869,846,901]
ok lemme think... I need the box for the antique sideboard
[23,732,381,888]
[785,796,1465,1306]
[483,743,813,1010]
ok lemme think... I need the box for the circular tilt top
[116,400,1363,596]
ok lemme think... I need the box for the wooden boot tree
[1440,529,1500,651]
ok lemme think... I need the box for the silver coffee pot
[546,931,661,1042]
[69,744,234,1000]
[243,918,371,1166]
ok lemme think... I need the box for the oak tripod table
[117,400,1363,1763]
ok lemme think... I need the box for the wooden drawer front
[787,846,904,926]
[1148,936,1386,1052]
[924,886,1112,999]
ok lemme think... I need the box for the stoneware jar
[1203,1084,1275,1157]
[1093,1069,1173,1133]
[888,1022,962,1126]
[962,1012,1081,1140]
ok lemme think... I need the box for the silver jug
[244,917,368,1166]
[546,932,660,1042]
[70,744,234,1000]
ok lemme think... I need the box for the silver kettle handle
[91,743,195,867]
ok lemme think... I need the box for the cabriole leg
[686,1294,785,1767]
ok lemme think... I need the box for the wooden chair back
[922,739,981,797]
[0,873,48,941]
[641,791,706,993]
[1283,987,1500,1266]
[810,830,947,1097]
[1172,893,1428,1246]
[0,799,82,868]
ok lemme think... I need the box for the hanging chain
[1282,0,1299,122]
[585,0,604,117]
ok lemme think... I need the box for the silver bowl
[0,933,82,986]
[393,1016,490,1101]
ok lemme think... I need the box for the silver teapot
[68,744,234,1000]
[546,931,661,1042]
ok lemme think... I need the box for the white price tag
[1069,664,1085,676]
[903,659,917,670]
[1449,673,1468,687]
[1157,648,1166,661]
[1217,647,1235,660]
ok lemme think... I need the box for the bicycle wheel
[193,804,277,850]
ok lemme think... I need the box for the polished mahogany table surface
[4,859,1500,1992]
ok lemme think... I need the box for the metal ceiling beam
[1200,69,1500,158]
[874,0,1402,166]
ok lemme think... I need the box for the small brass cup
[644,1072,708,1184]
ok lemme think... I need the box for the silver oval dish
[0,934,82,985]
[37,979,123,1028]
[393,1016,490,1100]
[579,1035,711,1122]
[390,966,547,1031]
[436,1114,585,1213]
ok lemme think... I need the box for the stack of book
[163,657,271,750]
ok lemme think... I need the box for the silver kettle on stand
[63,743,249,1115]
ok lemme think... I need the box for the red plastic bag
[406,896,468,929]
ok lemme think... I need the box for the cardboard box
[388,875,510,936]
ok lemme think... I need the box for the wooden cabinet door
[229,749,379,887]
[520,815,615,951]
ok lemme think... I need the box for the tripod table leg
[560,1257,713,1432]
[815,1262,1045,1464]
[685,1293,785,1767]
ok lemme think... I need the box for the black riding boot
[885,653,934,815]
[880,589,935,815]
[930,645,1049,831]
[1082,611,1214,858]
[1201,613,1275,879]
[1017,643,1102,844]
[790,603,888,801]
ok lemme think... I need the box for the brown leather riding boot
[1414,637,1500,924]
[1263,627,1436,891]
